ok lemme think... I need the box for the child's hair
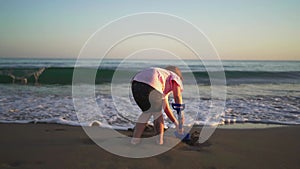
[165,66,183,80]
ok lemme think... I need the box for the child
[131,66,185,145]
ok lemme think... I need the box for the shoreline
[0,123,299,169]
[216,122,288,129]
[0,121,293,130]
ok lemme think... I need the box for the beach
[1,1,300,168]
[0,59,299,169]
[0,123,299,169]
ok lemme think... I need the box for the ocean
[0,58,299,129]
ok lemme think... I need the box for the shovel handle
[171,103,185,112]
[171,103,185,129]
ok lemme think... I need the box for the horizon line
[1,56,300,62]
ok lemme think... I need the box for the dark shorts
[131,80,163,113]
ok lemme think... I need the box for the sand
[0,123,299,169]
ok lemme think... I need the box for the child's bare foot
[156,139,163,145]
[131,138,141,145]
[156,135,164,145]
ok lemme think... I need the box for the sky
[0,0,299,60]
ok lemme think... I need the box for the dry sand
[0,123,299,169]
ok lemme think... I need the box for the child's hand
[175,121,184,134]
[176,127,184,134]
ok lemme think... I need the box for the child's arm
[163,81,184,129]
[163,95,178,126]
[172,80,182,104]
[171,81,185,128]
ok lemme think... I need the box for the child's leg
[153,112,164,145]
[131,112,152,144]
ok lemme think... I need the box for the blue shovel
[171,103,191,141]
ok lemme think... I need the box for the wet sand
[0,123,299,169]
